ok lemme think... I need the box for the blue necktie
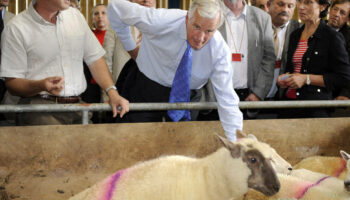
[168,41,192,122]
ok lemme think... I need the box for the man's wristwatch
[105,85,117,94]
[306,74,311,85]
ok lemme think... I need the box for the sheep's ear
[236,130,247,139]
[340,150,350,161]
[247,134,258,141]
[216,134,241,158]
[216,134,231,147]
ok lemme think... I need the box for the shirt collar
[29,0,60,26]
[180,17,187,41]
[224,1,247,19]
[273,21,290,30]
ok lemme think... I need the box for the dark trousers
[198,88,257,121]
[277,97,330,118]
[235,88,260,119]
[81,62,101,123]
[278,108,330,118]
[0,79,6,121]
[114,60,201,123]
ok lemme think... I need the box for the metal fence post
[82,110,89,124]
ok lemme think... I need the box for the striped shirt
[286,40,308,99]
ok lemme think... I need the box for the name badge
[232,53,242,62]
[275,60,281,68]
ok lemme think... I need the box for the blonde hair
[91,4,107,29]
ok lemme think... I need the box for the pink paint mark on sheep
[333,158,346,178]
[293,181,312,198]
[296,176,331,199]
[102,169,125,200]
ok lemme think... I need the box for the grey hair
[188,0,225,27]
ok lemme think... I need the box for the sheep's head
[217,135,280,196]
[237,131,293,175]
[340,150,350,192]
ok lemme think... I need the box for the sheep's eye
[250,157,257,164]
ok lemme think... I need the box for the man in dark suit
[266,0,299,100]
[327,0,350,101]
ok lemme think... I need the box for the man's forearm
[5,78,44,97]
[88,57,116,92]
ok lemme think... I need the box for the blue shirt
[107,0,243,141]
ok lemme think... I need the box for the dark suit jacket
[337,24,350,98]
[283,20,350,100]
[279,20,300,75]
[339,23,350,57]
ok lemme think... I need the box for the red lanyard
[225,15,246,54]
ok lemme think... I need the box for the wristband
[306,74,311,85]
[105,85,117,94]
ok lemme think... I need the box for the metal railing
[1,100,350,124]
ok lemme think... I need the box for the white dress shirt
[224,5,249,89]
[0,2,105,97]
[107,0,243,141]
[275,21,289,60]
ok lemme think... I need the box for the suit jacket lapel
[246,6,256,83]
[281,20,299,72]
[219,23,227,42]
[282,21,295,59]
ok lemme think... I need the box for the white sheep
[340,150,350,192]
[245,150,350,200]
[245,169,350,200]
[69,134,281,200]
[269,169,350,200]
[293,155,347,179]
[236,133,292,174]
[292,150,350,192]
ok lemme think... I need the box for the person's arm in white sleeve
[107,0,136,52]
[107,0,185,54]
[210,44,243,142]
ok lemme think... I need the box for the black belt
[38,94,80,103]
